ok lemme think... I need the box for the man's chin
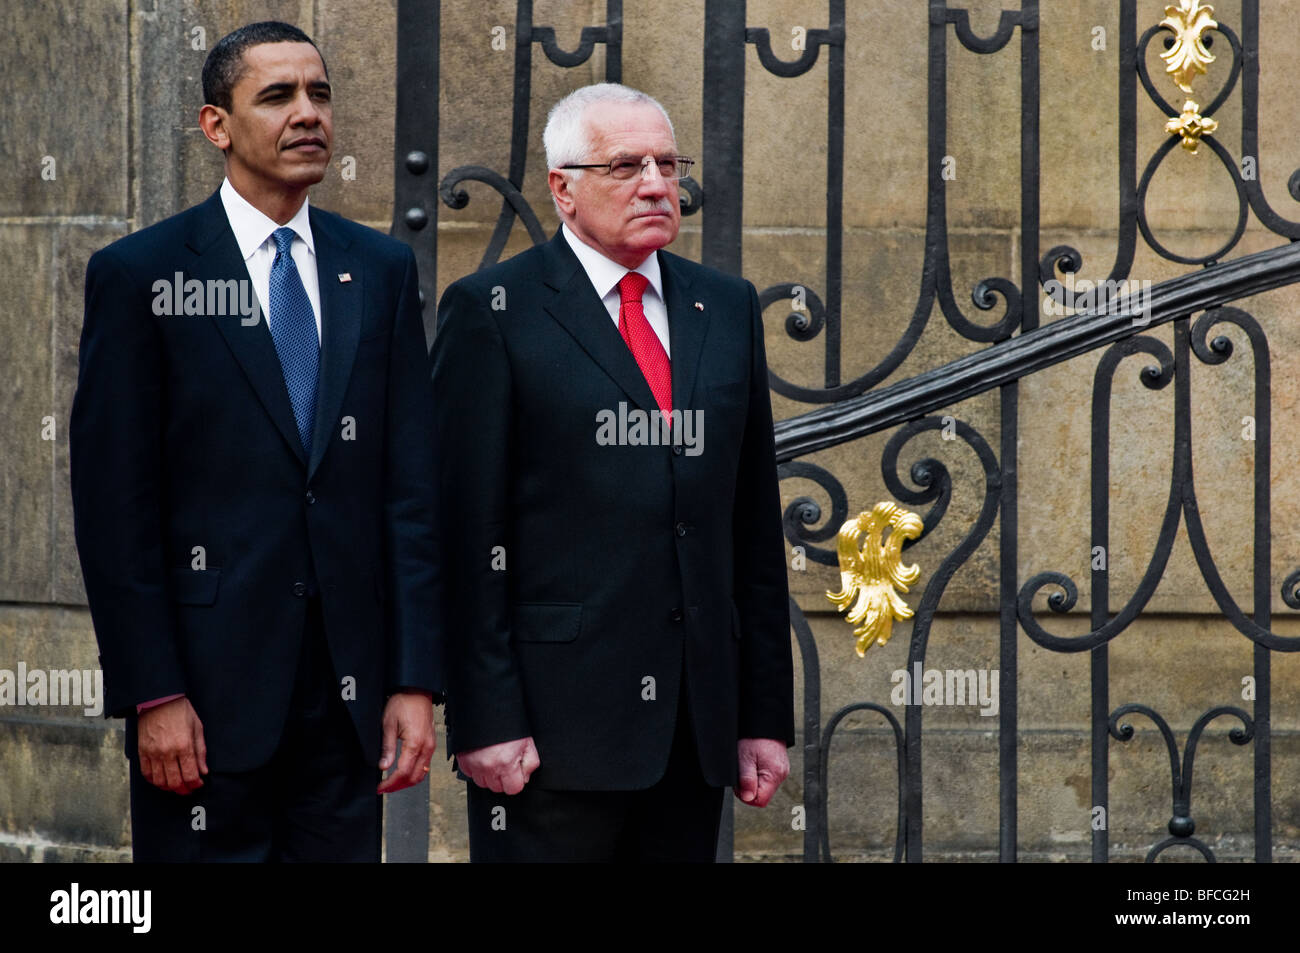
[279,164,329,188]
[633,219,679,249]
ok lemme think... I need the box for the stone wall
[2,0,1299,862]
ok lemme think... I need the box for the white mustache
[632,200,675,215]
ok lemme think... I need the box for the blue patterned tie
[268,227,319,457]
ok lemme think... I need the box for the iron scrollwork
[398,0,1300,864]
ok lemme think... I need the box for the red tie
[617,272,672,416]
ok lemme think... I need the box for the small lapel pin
[338,272,352,283]
[693,301,704,311]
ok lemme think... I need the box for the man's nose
[637,159,671,194]
[290,91,324,125]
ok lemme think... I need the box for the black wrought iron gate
[388,0,1300,862]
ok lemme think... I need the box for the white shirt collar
[219,178,315,261]
[561,223,663,303]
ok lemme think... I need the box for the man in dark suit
[69,21,441,861]
[432,84,794,862]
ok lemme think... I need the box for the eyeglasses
[559,154,695,182]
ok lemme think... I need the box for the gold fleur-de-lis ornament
[826,501,924,656]
[1160,0,1217,93]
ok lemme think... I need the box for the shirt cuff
[136,693,184,714]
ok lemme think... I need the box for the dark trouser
[466,669,725,863]
[128,598,381,862]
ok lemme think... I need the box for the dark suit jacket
[69,189,442,773]
[432,232,794,791]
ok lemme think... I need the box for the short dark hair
[202,21,327,111]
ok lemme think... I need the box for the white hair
[543,83,676,176]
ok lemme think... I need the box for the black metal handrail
[775,240,1300,461]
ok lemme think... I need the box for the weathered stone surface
[422,706,469,861]
[0,223,127,605]
[0,716,129,850]
[0,606,103,718]
[0,2,129,217]
[0,840,130,863]
[0,226,56,602]
[312,0,398,224]
[134,0,199,227]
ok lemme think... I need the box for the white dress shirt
[219,178,322,343]
[561,222,670,357]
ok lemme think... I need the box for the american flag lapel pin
[338,272,352,283]
[693,301,704,311]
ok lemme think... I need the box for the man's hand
[377,691,437,794]
[137,697,208,795]
[736,737,789,807]
[456,737,540,795]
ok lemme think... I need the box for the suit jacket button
[675,521,688,537]
[305,490,316,504]
[670,608,684,623]
[672,444,684,456]
[292,582,307,597]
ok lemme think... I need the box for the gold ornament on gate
[1165,100,1218,154]
[1158,1,1219,154]
[826,501,924,656]
[1160,0,1216,92]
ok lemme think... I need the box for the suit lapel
[659,251,707,413]
[306,208,360,480]
[540,234,658,414]
[188,191,307,467]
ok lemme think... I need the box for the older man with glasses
[432,83,794,862]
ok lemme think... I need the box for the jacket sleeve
[69,248,187,717]
[430,279,532,752]
[732,279,796,745]
[382,247,444,696]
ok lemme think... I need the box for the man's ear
[548,169,576,216]
[198,104,230,151]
